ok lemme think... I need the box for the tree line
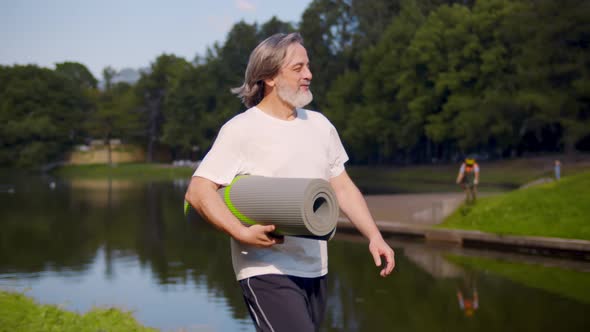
[1,0,588,168]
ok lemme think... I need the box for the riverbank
[338,170,590,259]
[0,290,155,332]
[439,170,590,241]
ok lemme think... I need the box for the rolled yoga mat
[218,176,339,240]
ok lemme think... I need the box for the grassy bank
[439,170,590,240]
[53,163,194,181]
[447,255,590,304]
[0,290,155,332]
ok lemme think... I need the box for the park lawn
[0,290,156,332]
[53,163,194,181]
[438,170,590,240]
[446,255,590,304]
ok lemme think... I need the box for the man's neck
[257,95,297,121]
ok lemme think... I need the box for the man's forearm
[332,177,382,241]
[331,170,395,276]
[185,177,246,239]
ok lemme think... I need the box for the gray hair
[231,32,304,108]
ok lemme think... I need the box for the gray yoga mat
[218,176,339,240]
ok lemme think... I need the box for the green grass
[446,255,590,304]
[439,170,590,240]
[53,163,194,181]
[0,290,156,332]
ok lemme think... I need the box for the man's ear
[263,77,276,87]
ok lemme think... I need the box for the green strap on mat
[223,178,257,226]
[184,200,190,216]
[184,176,259,227]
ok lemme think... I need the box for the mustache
[299,81,311,89]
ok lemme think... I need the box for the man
[185,32,395,331]
[456,156,480,204]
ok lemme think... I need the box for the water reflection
[0,176,589,331]
[456,272,478,318]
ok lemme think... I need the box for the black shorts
[239,274,327,332]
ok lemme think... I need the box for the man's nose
[303,66,312,81]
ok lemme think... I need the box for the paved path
[362,193,465,225]
[337,193,590,258]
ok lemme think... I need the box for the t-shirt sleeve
[193,122,242,186]
[459,164,465,174]
[328,125,349,178]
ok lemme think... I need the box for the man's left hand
[369,237,395,277]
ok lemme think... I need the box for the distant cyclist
[456,156,480,204]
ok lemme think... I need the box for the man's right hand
[235,224,284,248]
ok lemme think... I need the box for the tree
[357,0,426,162]
[135,55,192,162]
[323,0,426,163]
[510,0,590,155]
[0,65,90,168]
[395,0,534,159]
[55,62,98,89]
[257,16,295,40]
[299,0,357,110]
[161,65,216,160]
[87,80,143,166]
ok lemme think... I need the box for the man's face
[275,43,313,109]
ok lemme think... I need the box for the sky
[0,0,313,78]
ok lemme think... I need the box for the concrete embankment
[337,219,590,259]
[337,192,590,260]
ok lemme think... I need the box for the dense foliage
[1,0,588,168]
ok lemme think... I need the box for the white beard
[276,79,313,109]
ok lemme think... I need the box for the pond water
[0,176,589,331]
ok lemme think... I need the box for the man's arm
[456,166,464,184]
[185,176,282,247]
[329,170,395,277]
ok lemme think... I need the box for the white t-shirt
[193,106,348,280]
